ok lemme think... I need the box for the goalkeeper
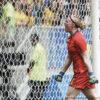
[55,15,99,100]
[26,33,48,100]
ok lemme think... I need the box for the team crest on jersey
[70,78,75,85]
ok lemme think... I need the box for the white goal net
[0,0,95,100]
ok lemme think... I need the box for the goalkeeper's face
[31,38,37,46]
[64,17,74,33]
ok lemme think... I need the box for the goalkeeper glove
[55,71,65,82]
[88,72,99,86]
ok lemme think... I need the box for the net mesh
[0,0,92,100]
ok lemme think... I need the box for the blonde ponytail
[78,20,87,30]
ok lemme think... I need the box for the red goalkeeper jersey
[67,31,88,75]
[67,31,95,89]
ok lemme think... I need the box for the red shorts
[70,74,95,90]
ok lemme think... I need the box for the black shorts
[26,80,49,100]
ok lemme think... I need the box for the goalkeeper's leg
[82,88,99,100]
[26,81,48,100]
[65,86,81,100]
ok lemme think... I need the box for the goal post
[91,0,100,97]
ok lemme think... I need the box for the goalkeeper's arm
[27,61,35,73]
[55,55,72,82]
[81,51,98,85]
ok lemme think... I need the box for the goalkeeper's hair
[30,33,39,42]
[70,15,87,30]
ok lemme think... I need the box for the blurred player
[55,15,99,100]
[1,0,15,40]
[1,0,16,52]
